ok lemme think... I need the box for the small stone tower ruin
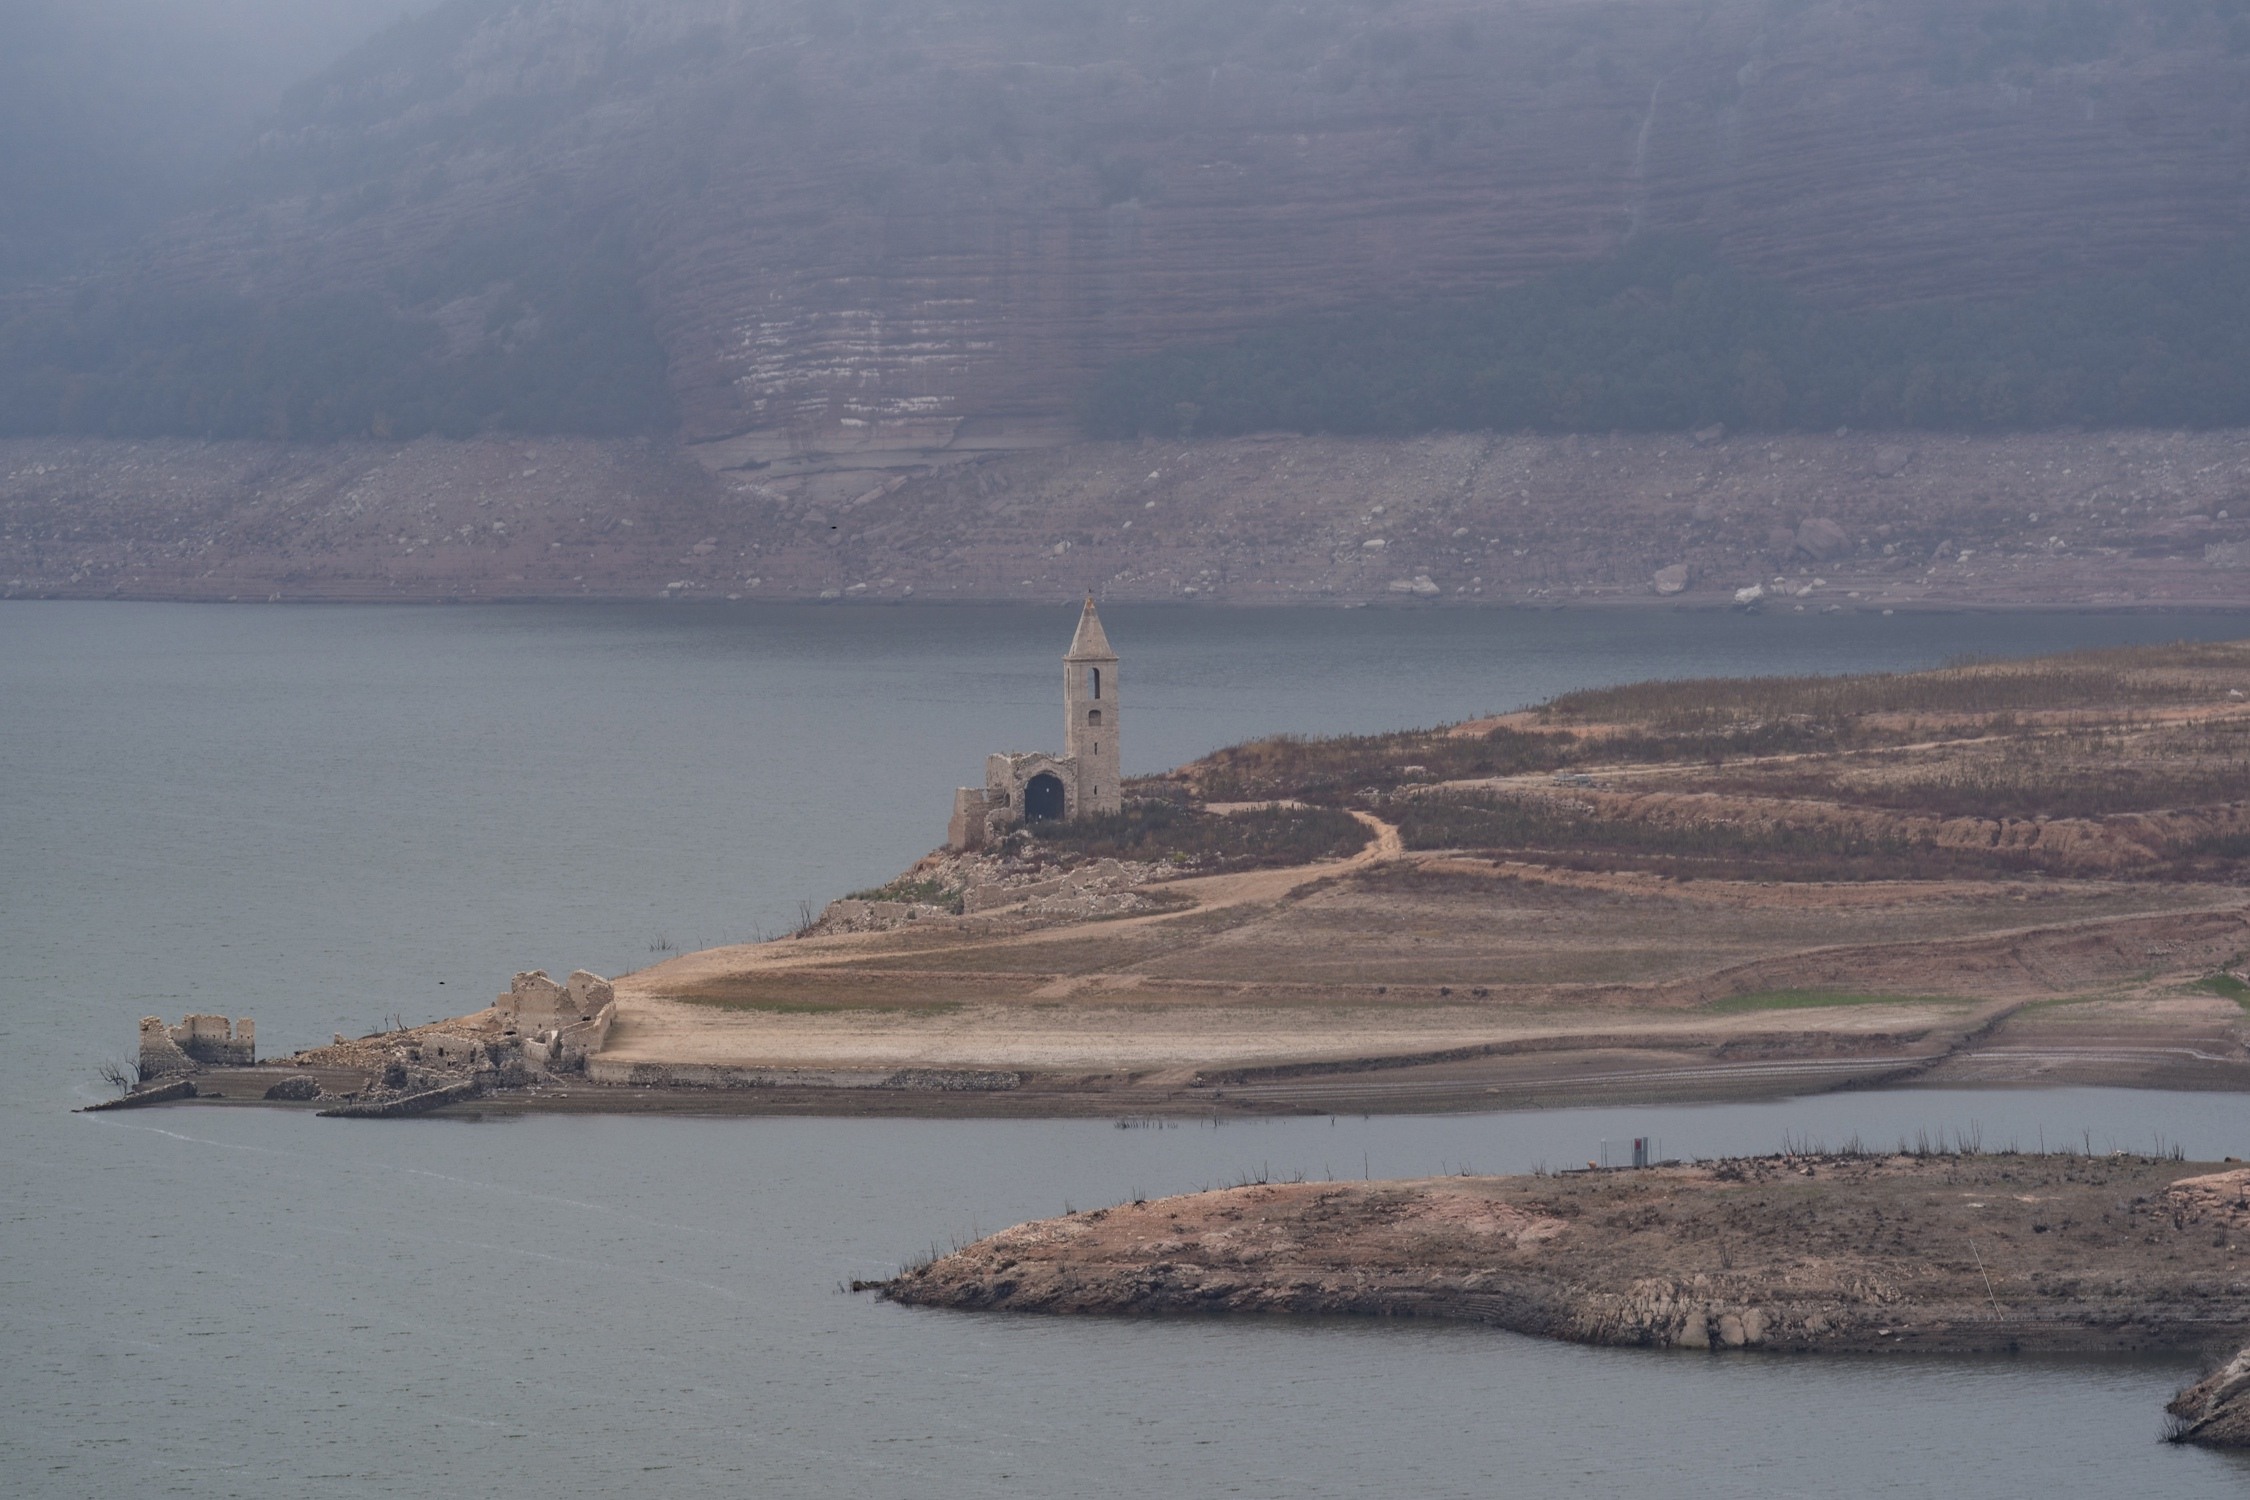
[1063,595,1121,818]
[948,598,1123,850]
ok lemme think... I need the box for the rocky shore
[4,427,2247,608]
[874,1154,2250,1360]
[2171,1346,2250,1448]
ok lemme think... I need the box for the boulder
[1651,563,1690,595]
[1794,516,1853,561]
[263,1075,321,1101]
[1872,444,1914,477]
[1732,584,1766,609]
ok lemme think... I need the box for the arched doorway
[1023,772,1067,822]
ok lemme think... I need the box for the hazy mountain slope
[8,0,2250,453]
[0,0,444,285]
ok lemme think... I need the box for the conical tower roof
[1064,596,1117,661]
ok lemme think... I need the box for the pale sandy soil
[599,802,2247,1089]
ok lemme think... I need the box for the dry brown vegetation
[1170,640,2250,882]
[1013,800,1371,872]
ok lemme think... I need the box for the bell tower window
[1090,667,1102,699]
[1087,709,1102,725]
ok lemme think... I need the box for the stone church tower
[1063,596,1121,817]
[948,598,1123,850]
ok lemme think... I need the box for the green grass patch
[2192,971,2250,1009]
[843,876,963,911]
[1708,988,1964,1014]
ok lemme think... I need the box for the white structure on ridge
[948,598,1121,850]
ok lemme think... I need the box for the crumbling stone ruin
[138,1014,253,1076]
[497,968,617,1073]
[498,968,614,1026]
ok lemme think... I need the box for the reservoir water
[4,600,2248,1497]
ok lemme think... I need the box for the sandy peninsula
[118,638,2250,1119]
[538,638,2250,1113]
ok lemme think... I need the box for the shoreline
[8,428,2249,611]
[127,1007,2250,1120]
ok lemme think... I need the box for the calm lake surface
[4,600,2248,1497]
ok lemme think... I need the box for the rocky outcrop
[2170,1347,2250,1448]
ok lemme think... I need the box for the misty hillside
[4,0,2249,451]
[0,0,442,286]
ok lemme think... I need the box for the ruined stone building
[949,599,1120,850]
[139,1014,254,1076]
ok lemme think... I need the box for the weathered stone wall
[521,1001,615,1073]
[948,786,1005,853]
[497,969,615,1028]
[138,1013,253,1075]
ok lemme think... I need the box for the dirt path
[618,810,1409,1000]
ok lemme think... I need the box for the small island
[870,1151,2250,1447]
